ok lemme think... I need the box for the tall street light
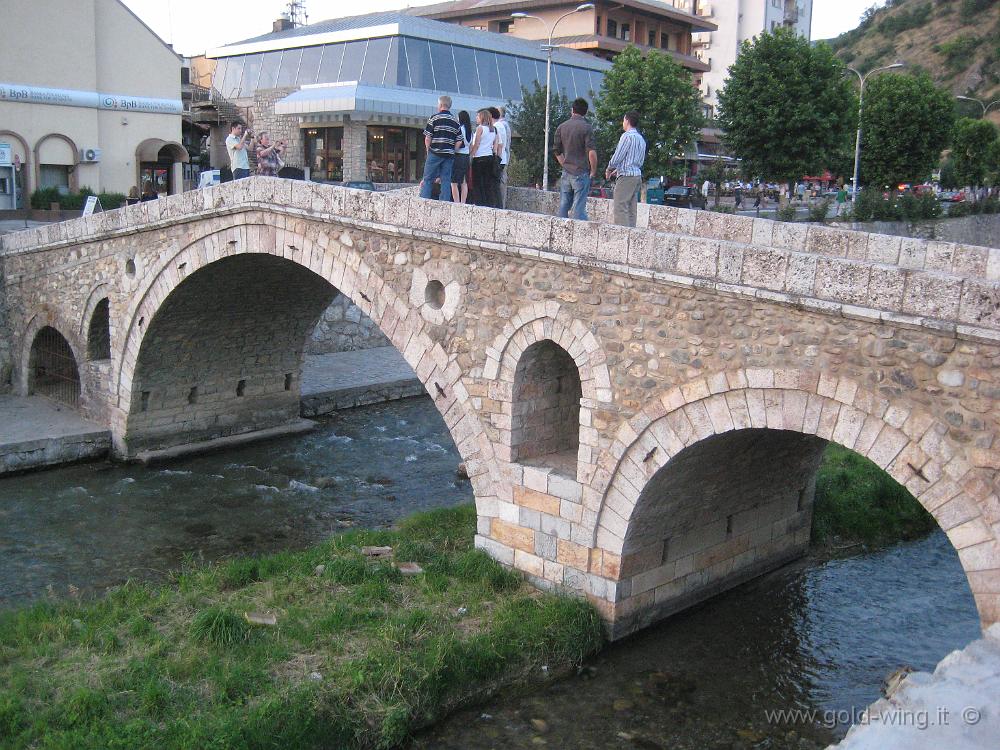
[846,62,905,199]
[512,2,595,191]
[956,95,1000,118]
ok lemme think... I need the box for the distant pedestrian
[701,178,711,199]
[140,181,157,201]
[469,108,502,208]
[606,111,646,227]
[835,186,848,216]
[553,98,597,221]
[126,186,140,206]
[734,185,743,210]
[420,95,462,201]
[225,121,252,180]
[753,189,763,212]
[451,110,472,204]
[796,182,806,202]
[255,132,286,177]
[491,106,512,208]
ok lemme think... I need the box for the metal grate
[29,326,81,408]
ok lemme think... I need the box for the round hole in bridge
[424,280,446,310]
[125,258,136,277]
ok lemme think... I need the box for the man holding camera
[255,132,286,177]
[225,121,252,180]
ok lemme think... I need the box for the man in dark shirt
[553,98,598,220]
[420,95,461,201]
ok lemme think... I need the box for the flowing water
[0,396,983,748]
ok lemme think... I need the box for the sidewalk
[0,347,422,474]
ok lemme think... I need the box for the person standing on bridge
[554,98,598,221]
[491,106,512,208]
[605,111,646,227]
[420,96,462,202]
[225,121,253,180]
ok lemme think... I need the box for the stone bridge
[2,178,999,639]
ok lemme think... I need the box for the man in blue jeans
[553,98,598,220]
[420,95,462,201]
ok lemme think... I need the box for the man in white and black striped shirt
[606,111,647,227]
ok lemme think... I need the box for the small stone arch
[86,298,112,361]
[0,129,31,195]
[590,368,1000,632]
[33,133,80,193]
[25,324,82,409]
[485,303,613,480]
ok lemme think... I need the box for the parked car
[588,181,612,199]
[197,170,221,189]
[343,181,376,191]
[938,190,965,202]
[662,185,706,209]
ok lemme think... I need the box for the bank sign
[0,83,182,114]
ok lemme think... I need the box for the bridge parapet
[4,178,996,346]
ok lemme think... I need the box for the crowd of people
[419,94,647,227]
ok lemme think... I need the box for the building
[413,0,716,78]
[691,0,814,117]
[0,0,186,207]
[203,11,611,183]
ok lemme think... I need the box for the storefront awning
[275,82,502,122]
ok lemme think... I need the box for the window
[238,54,262,97]
[305,127,344,181]
[366,126,425,183]
[317,43,344,83]
[361,37,392,84]
[497,52,521,100]
[452,44,480,95]
[339,40,368,82]
[476,50,502,98]
[596,15,601,34]
[621,23,630,41]
[257,50,282,89]
[221,55,244,98]
[405,37,435,89]
[497,20,513,33]
[429,41,458,93]
[297,45,323,86]
[276,47,302,87]
[648,29,656,46]
[606,19,617,38]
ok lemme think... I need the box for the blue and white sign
[0,143,11,166]
[0,83,182,114]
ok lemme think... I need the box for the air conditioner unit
[80,147,102,163]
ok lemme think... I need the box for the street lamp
[956,95,1000,118]
[846,62,905,199]
[512,2,595,191]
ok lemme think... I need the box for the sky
[123,0,886,56]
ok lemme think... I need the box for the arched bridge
[2,178,999,638]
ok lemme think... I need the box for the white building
[685,0,814,117]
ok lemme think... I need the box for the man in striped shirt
[605,111,647,227]
[420,95,462,201]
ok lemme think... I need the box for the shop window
[621,23,631,41]
[39,165,70,192]
[366,126,424,184]
[649,29,657,46]
[305,126,345,182]
[607,19,617,38]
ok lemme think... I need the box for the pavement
[0,220,50,236]
[0,347,422,474]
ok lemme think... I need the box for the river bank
[0,504,603,750]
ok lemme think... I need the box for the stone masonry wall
[2,181,999,636]
[306,292,390,355]
[0,256,10,391]
[250,87,304,171]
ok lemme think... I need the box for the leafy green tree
[951,117,999,190]
[989,139,1000,184]
[859,73,955,188]
[506,82,572,188]
[717,28,855,193]
[593,46,703,180]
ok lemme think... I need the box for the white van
[197,170,221,189]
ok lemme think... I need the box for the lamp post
[956,95,1000,118]
[512,3,595,191]
[846,62,905,199]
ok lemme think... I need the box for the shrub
[28,186,126,211]
[808,198,832,223]
[776,203,798,222]
[190,608,253,646]
[947,200,973,217]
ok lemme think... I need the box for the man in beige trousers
[606,111,647,227]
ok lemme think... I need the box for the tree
[593,46,703,180]
[507,82,572,188]
[859,73,955,189]
[951,117,999,191]
[717,28,855,194]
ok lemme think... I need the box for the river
[0,396,983,748]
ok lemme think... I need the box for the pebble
[309,672,323,681]
[530,718,548,733]
[314,564,326,576]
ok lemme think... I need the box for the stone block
[901,272,962,320]
[491,517,535,553]
[558,538,591,570]
[865,233,901,265]
[647,204,679,233]
[513,485,562,516]
[958,280,1000,328]
[550,216,574,255]
[694,211,753,243]
[814,258,871,305]
[952,243,989,277]
[741,247,788,290]
[868,266,906,311]
[784,253,818,295]
[676,237,719,278]
[770,221,808,251]
[717,242,744,283]
[515,212,553,250]
[898,238,928,270]
[805,226,851,257]
[596,223,630,263]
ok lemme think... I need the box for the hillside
[828,0,1000,119]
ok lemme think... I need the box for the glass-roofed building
[202,10,612,183]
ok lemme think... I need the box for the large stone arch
[18,309,86,399]
[589,368,1000,635]
[112,216,499,510]
[484,302,613,482]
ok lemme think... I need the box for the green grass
[812,445,937,547]
[0,505,603,749]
